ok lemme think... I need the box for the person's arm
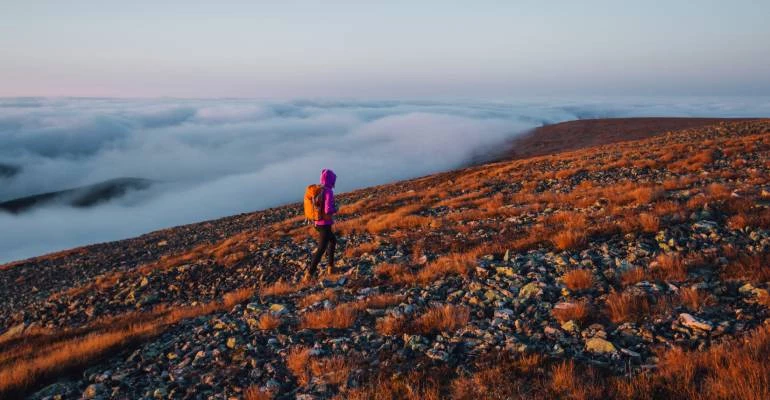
[324,190,336,215]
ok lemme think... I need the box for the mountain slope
[1,119,770,399]
[504,117,756,160]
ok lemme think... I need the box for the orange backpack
[303,184,325,221]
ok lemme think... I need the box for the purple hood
[320,169,336,188]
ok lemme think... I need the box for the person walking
[305,169,337,280]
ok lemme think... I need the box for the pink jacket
[315,169,337,226]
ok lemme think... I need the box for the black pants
[310,225,336,274]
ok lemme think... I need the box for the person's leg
[309,226,330,275]
[326,228,336,272]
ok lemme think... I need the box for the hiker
[304,169,337,279]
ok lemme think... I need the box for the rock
[518,282,542,299]
[585,337,617,354]
[82,383,107,399]
[561,320,579,333]
[495,266,516,277]
[493,308,515,320]
[679,313,713,331]
[426,348,449,362]
[269,304,288,315]
[620,348,641,358]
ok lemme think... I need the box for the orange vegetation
[257,313,282,330]
[552,230,587,251]
[377,304,469,336]
[552,301,590,324]
[299,303,358,330]
[0,286,255,397]
[606,291,650,324]
[562,269,594,291]
[297,288,338,308]
[244,386,274,400]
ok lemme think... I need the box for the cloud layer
[1,97,769,263]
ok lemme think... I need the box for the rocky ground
[2,119,770,399]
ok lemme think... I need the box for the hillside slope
[504,117,756,160]
[2,119,770,399]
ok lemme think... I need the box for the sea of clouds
[1,96,769,263]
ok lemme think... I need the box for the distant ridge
[503,117,758,160]
[0,163,20,178]
[0,177,153,214]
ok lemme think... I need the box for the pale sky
[1,0,769,98]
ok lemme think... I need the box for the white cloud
[0,96,768,263]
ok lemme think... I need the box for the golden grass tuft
[297,288,338,309]
[552,301,590,324]
[244,386,274,400]
[375,314,409,336]
[678,287,711,312]
[562,269,594,291]
[257,313,282,330]
[309,355,352,386]
[620,267,647,286]
[651,253,688,281]
[299,303,358,330]
[412,304,470,335]
[376,304,469,336]
[639,213,660,233]
[286,346,312,385]
[260,280,308,297]
[606,291,650,324]
[552,230,587,251]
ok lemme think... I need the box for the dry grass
[344,371,442,400]
[552,301,590,324]
[639,213,660,233]
[287,347,354,388]
[350,323,770,399]
[286,346,312,385]
[373,263,409,281]
[299,303,358,330]
[728,214,750,230]
[297,288,338,309]
[651,253,688,281]
[643,325,770,400]
[0,286,254,397]
[707,182,731,199]
[260,280,308,297]
[257,313,282,330]
[244,386,274,400]
[451,354,545,400]
[678,287,711,312]
[606,291,650,324]
[628,186,664,205]
[562,269,594,291]
[552,230,587,251]
[376,304,469,336]
[412,304,470,335]
[375,314,409,336]
[723,252,770,283]
[309,355,352,386]
[344,241,381,258]
[550,360,603,400]
[377,254,475,286]
[620,267,647,286]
